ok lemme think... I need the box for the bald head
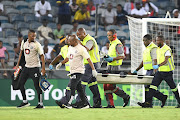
[76,28,87,41]
[69,35,78,47]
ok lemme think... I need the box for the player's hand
[92,70,97,78]
[56,62,62,70]
[153,65,159,69]
[49,64,53,70]
[41,69,46,76]
[104,57,113,62]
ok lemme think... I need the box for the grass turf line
[0,106,179,120]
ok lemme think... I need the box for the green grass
[0,106,180,120]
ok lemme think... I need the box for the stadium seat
[5,29,17,38]
[16,22,30,31]
[91,25,105,31]
[20,8,34,15]
[48,22,57,29]
[1,1,14,7]
[5,8,20,15]
[106,25,121,31]
[121,25,129,33]
[28,1,37,8]
[21,30,29,36]
[25,15,39,23]
[1,23,14,30]
[78,24,91,30]
[0,16,9,23]
[51,7,58,17]
[97,31,107,37]
[116,31,128,39]
[96,36,109,46]
[15,1,29,10]
[8,37,18,45]
[30,22,42,30]
[26,0,38,2]
[49,38,58,44]
[48,0,57,7]
[62,24,73,30]
[86,30,95,36]
[11,15,24,23]
[0,32,3,38]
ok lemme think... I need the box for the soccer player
[76,28,101,108]
[55,35,97,109]
[49,35,71,108]
[141,35,180,108]
[133,34,167,108]
[103,29,130,108]
[16,30,46,109]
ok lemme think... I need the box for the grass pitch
[0,106,179,120]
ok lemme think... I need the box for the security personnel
[49,35,70,71]
[133,34,167,107]
[142,35,180,108]
[49,35,70,108]
[76,28,101,108]
[103,29,130,108]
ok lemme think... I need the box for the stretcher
[97,73,153,85]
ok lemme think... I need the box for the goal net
[127,16,180,106]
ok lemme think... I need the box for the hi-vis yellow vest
[61,45,70,71]
[82,34,100,64]
[157,44,175,72]
[143,42,157,70]
[108,38,123,66]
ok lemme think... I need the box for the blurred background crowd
[0,0,179,78]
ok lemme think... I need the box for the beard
[157,43,163,47]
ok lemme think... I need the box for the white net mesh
[127,16,145,106]
[127,16,180,106]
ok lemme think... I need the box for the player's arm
[37,42,46,75]
[40,54,46,75]
[16,40,24,67]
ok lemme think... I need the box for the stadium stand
[0,0,177,75]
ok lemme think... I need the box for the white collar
[160,43,166,49]
[147,42,153,47]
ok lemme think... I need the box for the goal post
[127,16,180,106]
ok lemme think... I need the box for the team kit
[12,28,180,109]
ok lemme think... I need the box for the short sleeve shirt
[131,8,147,16]
[0,47,6,57]
[35,1,51,15]
[37,25,52,41]
[21,40,44,68]
[101,9,117,24]
[67,44,90,74]
[74,10,90,21]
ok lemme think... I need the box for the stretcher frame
[97,73,153,85]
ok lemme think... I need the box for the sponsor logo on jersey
[70,54,73,59]
[25,49,30,54]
